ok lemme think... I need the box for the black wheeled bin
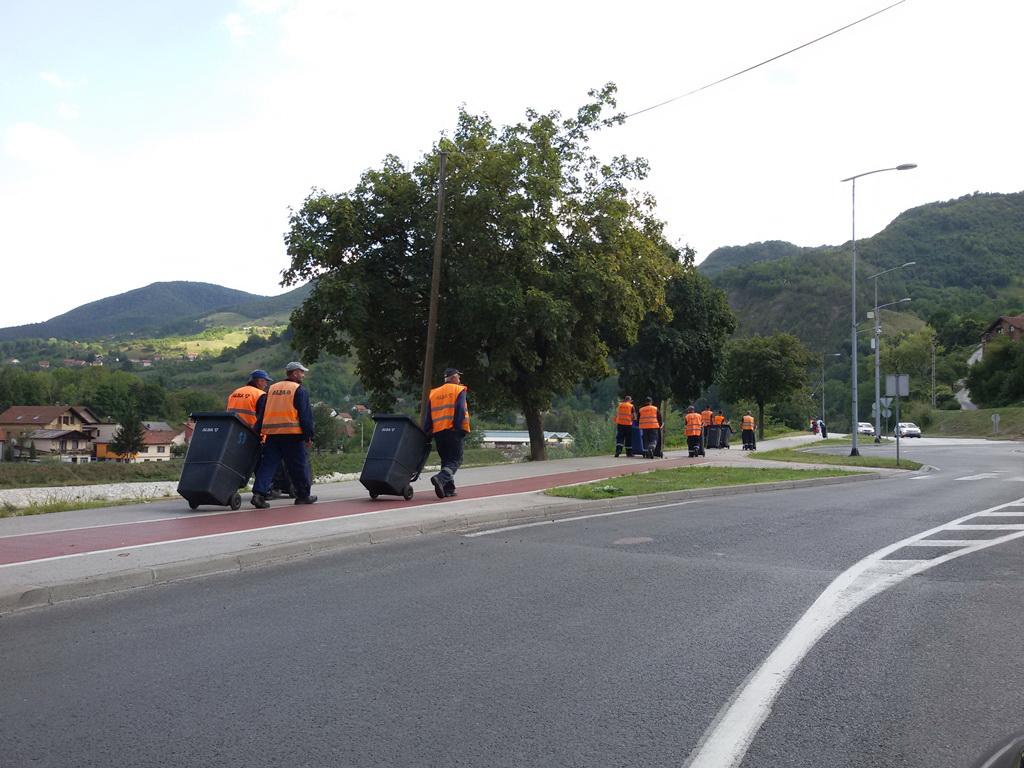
[359,414,429,501]
[705,425,721,450]
[177,412,260,511]
[718,425,732,449]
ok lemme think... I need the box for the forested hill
[0,281,310,341]
[701,191,1024,348]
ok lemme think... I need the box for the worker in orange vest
[251,362,317,507]
[741,411,757,450]
[638,397,661,459]
[226,370,270,430]
[613,395,636,457]
[713,410,726,426]
[423,367,471,499]
[684,405,704,457]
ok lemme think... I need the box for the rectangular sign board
[885,374,909,397]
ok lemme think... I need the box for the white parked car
[894,422,922,438]
[857,422,875,435]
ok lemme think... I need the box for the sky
[1,0,1021,329]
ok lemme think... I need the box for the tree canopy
[965,338,1024,407]
[616,258,736,408]
[717,333,813,438]
[282,84,681,459]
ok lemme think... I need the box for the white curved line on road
[684,494,1024,768]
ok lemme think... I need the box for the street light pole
[840,163,916,456]
[868,261,915,442]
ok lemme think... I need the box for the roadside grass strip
[0,496,175,518]
[545,466,858,500]
[755,446,922,471]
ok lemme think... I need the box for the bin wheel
[229,493,242,511]
[188,501,200,510]
[369,491,380,500]
[403,485,414,501]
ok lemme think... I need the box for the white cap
[285,361,309,372]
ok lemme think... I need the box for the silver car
[894,421,922,438]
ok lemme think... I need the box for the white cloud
[56,103,80,121]
[3,122,84,170]
[223,12,251,40]
[39,71,72,90]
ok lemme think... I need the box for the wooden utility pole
[420,151,448,423]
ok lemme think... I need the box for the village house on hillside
[981,315,1024,349]
[0,405,103,462]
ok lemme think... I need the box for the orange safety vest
[261,381,303,436]
[615,402,635,426]
[638,405,660,429]
[742,415,756,431]
[226,385,264,429]
[685,412,703,437]
[701,409,713,427]
[428,383,470,434]
[713,414,726,425]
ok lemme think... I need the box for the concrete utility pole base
[849,448,861,457]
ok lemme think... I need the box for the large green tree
[616,258,736,410]
[282,85,679,459]
[717,333,814,439]
[965,337,1024,407]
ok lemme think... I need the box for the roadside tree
[617,259,736,413]
[109,413,146,461]
[282,84,679,460]
[717,334,814,439]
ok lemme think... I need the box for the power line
[624,0,908,120]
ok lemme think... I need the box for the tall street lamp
[840,163,917,456]
[868,260,915,441]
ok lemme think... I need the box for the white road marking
[956,473,1001,481]
[909,475,934,480]
[464,500,699,537]
[906,540,980,547]
[684,494,1024,768]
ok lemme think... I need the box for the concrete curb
[0,471,882,616]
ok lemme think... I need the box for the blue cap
[249,370,271,381]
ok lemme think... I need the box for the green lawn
[927,406,1024,439]
[545,465,859,500]
[755,446,922,470]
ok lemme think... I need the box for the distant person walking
[685,405,704,457]
[817,418,828,439]
[251,362,317,508]
[423,367,471,499]
[638,397,661,459]
[614,396,636,457]
[741,411,757,450]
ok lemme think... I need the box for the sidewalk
[0,434,887,613]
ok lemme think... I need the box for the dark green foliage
[718,334,814,438]
[282,85,679,460]
[966,338,1024,407]
[705,192,1024,350]
[109,412,146,457]
[616,261,736,407]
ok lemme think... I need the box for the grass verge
[544,466,859,500]
[0,496,175,518]
[756,447,922,470]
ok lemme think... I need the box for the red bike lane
[0,456,703,566]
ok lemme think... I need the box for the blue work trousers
[253,437,311,499]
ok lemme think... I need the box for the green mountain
[701,191,1024,349]
[0,281,311,341]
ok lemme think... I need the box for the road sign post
[885,376,909,467]
[992,413,1001,436]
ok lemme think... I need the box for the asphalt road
[2,439,1022,767]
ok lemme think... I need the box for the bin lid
[371,413,425,435]
[189,411,257,434]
